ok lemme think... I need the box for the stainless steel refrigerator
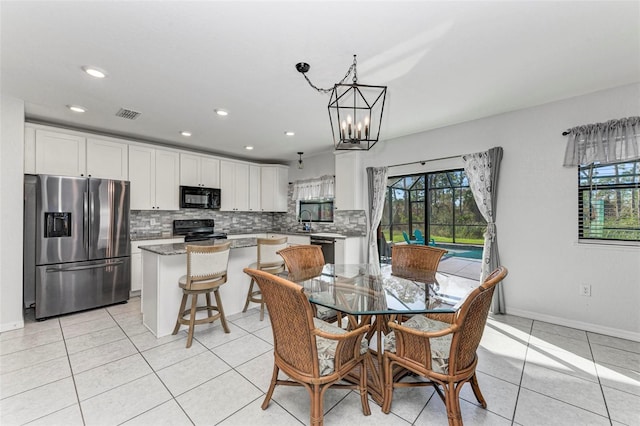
[24,174,131,319]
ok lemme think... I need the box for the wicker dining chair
[172,242,231,348]
[382,266,508,426]
[391,244,448,272]
[277,244,324,271]
[242,237,288,320]
[243,268,371,426]
[277,245,340,324]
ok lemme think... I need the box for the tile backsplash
[130,185,367,239]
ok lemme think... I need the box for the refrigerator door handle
[83,191,89,253]
[45,260,124,273]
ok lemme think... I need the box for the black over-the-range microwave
[179,186,221,209]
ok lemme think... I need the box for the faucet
[299,210,313,232]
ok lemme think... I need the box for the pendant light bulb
[297,152,304,170]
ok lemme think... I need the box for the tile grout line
[585,332,614,426]
[107,305,197,426]
[59,316,88,426]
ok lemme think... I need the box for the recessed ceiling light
[214,109,228,116]
[245,146,254,150]
[82,66,107,79]
[285,131,295,136]
[180,131,192,137]
[67,105,86,113]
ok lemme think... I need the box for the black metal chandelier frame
[296,55,387,151]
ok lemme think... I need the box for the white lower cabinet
[131,238,183,294]
[335,237,363,264]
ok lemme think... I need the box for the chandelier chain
[302,55,358,94]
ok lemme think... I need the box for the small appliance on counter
[23,174,131,319]
[173,219,227,242]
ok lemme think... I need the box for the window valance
[563,116,640,166]
[292,175,335,200]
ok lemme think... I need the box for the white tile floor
[1,296,639,425]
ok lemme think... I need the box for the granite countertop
[131,230,365,242]
[140,238,257,255]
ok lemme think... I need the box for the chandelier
[296,55,387,151]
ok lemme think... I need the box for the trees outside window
[381,169,485,245]
[578,160,640,241]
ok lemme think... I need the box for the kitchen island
[140,238,257,338]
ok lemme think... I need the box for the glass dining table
[282,263,479,404]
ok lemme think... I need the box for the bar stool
[172,242,231,348]
[242,237,288,320]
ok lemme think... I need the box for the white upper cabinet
[179,153,220,188]
[129,145,179,211]
[334,151,364,210]
[249,165,261,212]
[260,165,288,212]
[86,137,128,180]
[34,129,86,177]
[30,128,127,180]
[220,160,250,211]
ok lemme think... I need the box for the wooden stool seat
[242,237,287,320]
[172,242,231,348]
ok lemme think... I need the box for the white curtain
[462,147,504,313]
[292,175,335,200]
[366,167,388,266]
[563,116,640,166]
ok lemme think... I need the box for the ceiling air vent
[115,108,141,120]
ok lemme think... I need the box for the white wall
[364,83,640,341]
[1,95,25,331]
[287,151,335,181]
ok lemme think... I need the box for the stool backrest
[257,237,288,270]
[186,242,231,290]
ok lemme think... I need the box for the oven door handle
[311,239,335,244]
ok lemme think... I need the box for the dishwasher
[310,235,335,264]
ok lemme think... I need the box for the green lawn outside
[386,233,483,246]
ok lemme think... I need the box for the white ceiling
[2,1,639,164]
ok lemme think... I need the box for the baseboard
[1,319,25,333]
[506,307,640,343]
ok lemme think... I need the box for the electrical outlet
[580,284,591,297]
[150,218,157,226]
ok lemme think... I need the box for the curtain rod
[387,154,461,169]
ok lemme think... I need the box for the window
[299,200,334,223]
[381,169,485,245]
[578,160,640,241]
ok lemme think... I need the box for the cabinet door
[200,157,220,188]
[219,160,236,211]
[86,138,128,180]
[334,152,363,210]
[130,252,142,292]
[274,166,289,212]
[179,153,201,187]
[260,166,275,211]
[128,146,155,210]
[335,239,345,265]
[154,149,180,210]
[35,130,86,176]
[249,165,261,211]
[261,166,289,212]
[234,163,250,211]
